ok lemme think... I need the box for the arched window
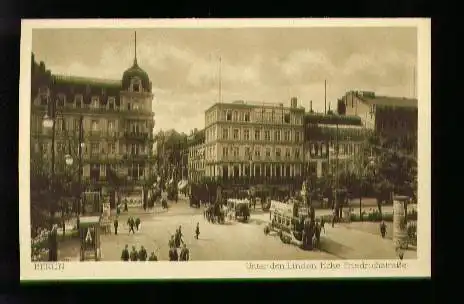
[131,77,142,93]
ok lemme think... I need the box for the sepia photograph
[19,19,431,280]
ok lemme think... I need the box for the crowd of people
[120,244,158,261]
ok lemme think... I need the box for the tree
[358,133,418,216]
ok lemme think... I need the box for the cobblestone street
[57,199,415,261]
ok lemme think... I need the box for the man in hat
[130,245,138,261]
[169,245,178,261]
[113,217,119,235]
[138,245,147,261]
[148,251,158,261]
[195,222,200,240]
[135,217,141,231]
[380,221,387,238]
[120,244,129,261]
[179,243,190,261]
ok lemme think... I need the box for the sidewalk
[320,224,416,259]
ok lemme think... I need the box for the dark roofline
[205,101,305,113]
[304,112,363,126]
[53,74,122,88]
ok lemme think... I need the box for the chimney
[291,97,297,108]
[310,100,313,113]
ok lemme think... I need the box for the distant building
[187,129,206,183]
[30,48,156,196]
[203,97,305,186]
[339,91,417,139]
[304,112,367,178]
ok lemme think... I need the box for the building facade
[304,113,367,178]
[203,98,305,185]
[187,129,206,183]
[30,53,156,191]
[339,91,418,139]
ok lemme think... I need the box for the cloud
[32,28,418,133]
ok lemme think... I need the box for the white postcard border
[19,18,431,280]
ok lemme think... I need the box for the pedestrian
[130,245,138,261]
[121,244,129,261]
[179,243,190,261]
[114,217,119,235]
[168,235,175,248]
[380,221,387,238]
[331,208,337,228]
[135,217,141,231]
[320,218,326,234]
[312,234,318,250]
[138,245,148,261]
[175,226,183,248]
[315,222,321,248]
[116,204,121,216]
[169,246,178,261]
[195,222,200,239]
[128,217,135,234]
[148,251,158,261]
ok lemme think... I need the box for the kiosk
[79,191,102,261]
[79,216,101,261]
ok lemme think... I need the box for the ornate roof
[122,59,151,92]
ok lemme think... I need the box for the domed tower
[122,32,152,94]
[119,32,155,190]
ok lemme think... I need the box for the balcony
[123,131,150,141]
[31,104,154,118]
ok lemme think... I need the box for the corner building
[30,53,155,194]
[203,98,305,185]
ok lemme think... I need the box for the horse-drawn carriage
[226,199,251,222]
[264,199,316,250]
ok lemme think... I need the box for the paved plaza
[57,198,416,261]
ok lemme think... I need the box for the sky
[32,27,417,134]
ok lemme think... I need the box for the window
[233,129,239,140]
[108,120,114,131]
[127,103,131,111]
[91,97,99,109]
[254,129,260,141]
[223,147,229,158]
[108,97,115,110]
[244,112,250,122]
[284,131,290,141]
[75,95,83,108]
[131,78,142,92]
[254,147,260,159]
[295,132,300,143]
[295,148,300,159]
[275,148,281,158]
[265,130,270,141]
[244,129,250,140]
[284,113,290,123]
[57,94,65,107]
[226,111,232,121]
[222,128,229,140]
[285,148,291,159]
[233,147,239,158]
[91,143,99,155]
[73,118,80,132]
[274,130,281,141]
[109,143,116,154]
[41,143,48,155]
[91,120,99,131]
[266,148,271,158]
[245,147,251,160]
[131,144,139,155]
